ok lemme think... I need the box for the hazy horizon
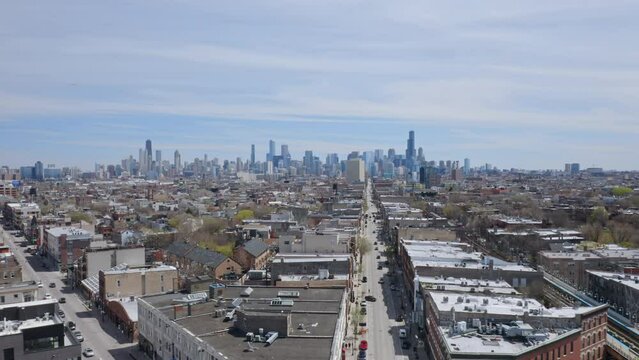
[2,1,639,170]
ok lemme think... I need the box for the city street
[0,228,135,360]
[354,180,411,360]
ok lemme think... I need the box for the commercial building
[0,281,39,304]
[0,299,81,360]
[270,253,352,288]
[423,291,608,360]
[72,246,146,286]
[43,227,94,271]
[586,269,639,324]
[345,159,365,183]
[3,203,40,231]
[138,286,348,360]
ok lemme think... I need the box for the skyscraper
[405,130,416,177]
[303,150,314,173]
[250,144,256,165]
[268,140,276,162]
[34,161,44,181]
[156,150,162,170]
[346,158,365,183]
[145,139,152,172]
[464,158,470,175]
[281,144,290,167]
[174,150,181,173]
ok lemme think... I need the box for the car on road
[378,278,384,283]
[68,321,76,330]
[376,255,380,259]
[360,300,367,307]
[59,297,66,303]
[364,295,376,302]
[377,265,383,270]
[396,314,404,322]
[358,321,367,327]
[374,247,378,250]
[399,328,407,338]
[359,340,368,351]
[58,310,65,319]
[74,331,84,342]
[48,282,56,288]
[44,293,52,300]
[373,242,377,245]
[372,231,376,234]
[362,276,367,283]
[19,242,27,247]
[36,281,43,288]
[83,348,94,357]
[360,307,367,315]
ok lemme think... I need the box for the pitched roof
[185,247,228,268]
[166,242,194,258]
[242,238,269,257]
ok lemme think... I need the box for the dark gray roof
[166,242,194,257]
[242,238,269,257]
[186,247,228,268]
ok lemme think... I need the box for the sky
[1,1,639,170]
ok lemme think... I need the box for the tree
[581,223,603,243]
[609,222,633,244]
[443,204,463,220]
[589,207,609,227]
[69,211,93,224]
[234,209,255,222]
[611,186,633,197]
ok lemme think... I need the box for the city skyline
[2,2,639,170]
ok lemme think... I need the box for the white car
[44,293,52,300]
[37,281,43,288]
[74,331,84,342]
[83,348,94,357]
[360,300,367,307]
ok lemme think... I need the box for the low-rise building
[233,238,270,271]
[166,242,242,280]
[586,269,639,324]
[271,253,352,288]
[0,281,39,304]
[44,227,94,271]
[138,286,348,360]
[0,299,81,360]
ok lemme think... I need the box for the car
[358,321,367,327]
[362,276,367,283]
[83,348,94,357]
[359,340,368,351]
[376,255,380,259]
[360,300,367,307]
[360,307,367,315]
[68,321,76,330]
[384,260,389,265]
[374,247,378,250]
[377,265,383,270]
[74,331,84,342]
[364,295,376,302]
[399,328,407,338]
[59,297,66,304]
[49,282,56,288]
[44,293,52,300]
[396,314,404,322]
[378,278,384,284]
[372,231,376,234]
[37,281,43,288]
[19,242,27,247]
[58,310,65,319]
[402,341,411,349]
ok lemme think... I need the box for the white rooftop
[586,270,639,291]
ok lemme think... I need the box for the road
[357,179,411,359]
[1,228,134,360]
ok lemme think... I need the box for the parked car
[59,297,66,304]
[74,331,84,342]
[364,295,376,302]
[58,310,65,319]
[376,255,380,259]
[48,282,56,288]
[399,328,407,338]
[359,340,368,351]
[396,314,404,322]
[377,265,383,270]
[83,348,94,357]
[378,278,384,284]
[68,321,76,330]
[362,276,367,283]
[360,300,367,307]
[37,281,43,288]
[43,293,52,300]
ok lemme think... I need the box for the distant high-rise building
[464,158,470,175]
[139,148,147,173]
[374,149,384,161]
[250,144,256,165]
[565,163,571,173]
[281,144,290,167]
[405,130,416,177]
[268,140,276,162]
[570,163,580,175]
[156,150,162,171]
[174,150,182,173]
[34,161,44,181]
[303,150,314,173]
[346,158,365,183]
[388,148,396,160]
[145,139,152,172]
[347,151,359,160]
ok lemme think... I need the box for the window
[117,280,121,287]
[0,296,4,303]
[3,348,14,360]
[570,341,574,353]
[161,275,164,281]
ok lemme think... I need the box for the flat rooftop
[419,276,518,295]
[441,326,578,356]
[142,286,345,360]
[586,270,639,291]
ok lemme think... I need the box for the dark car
[377,265,383,270]
[376,255,380,259]
[59,297,66,304]
[358,321,367,327]
[364,295,376,302]
[396,314,404,322]
[362,276,367,283]
[57,310,65,319]
[68,321,76,330]
[49,282,56,288]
